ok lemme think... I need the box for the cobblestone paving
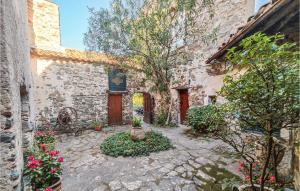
[56,125,240,191]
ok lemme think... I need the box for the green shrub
[100,131,173,157]
[187,105,225,133]
[155,112,168,127]
[132,116,142,127]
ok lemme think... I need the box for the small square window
[208,96,217,105]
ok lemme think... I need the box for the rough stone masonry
[0,0,35,190]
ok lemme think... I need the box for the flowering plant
[238,160,276,187]
[25,144,63,190]
[35,130,56,145]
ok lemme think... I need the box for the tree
[84,0,215,122]
[219,33,299,190]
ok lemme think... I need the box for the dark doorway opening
[132,92,153,124]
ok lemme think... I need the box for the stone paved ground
[56,125,240,191]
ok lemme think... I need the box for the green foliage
[187,105,226,133]
[221,32,299,133]
[132,116,142,127]
[84,0,216,116]
[155,111,168,126]
[100,131,173,157]
[217,32,299,190]
[24,144,63,189]
[34,130,55,145]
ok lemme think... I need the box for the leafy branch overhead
[84,0,216,118]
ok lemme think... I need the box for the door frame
[143,92,153,124]
[178,89,189,124]
[107,92,123,125]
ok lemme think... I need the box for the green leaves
[100,131,173,157]
[187,105,226,133]
[84,0,215,115]
[221,32,300,133]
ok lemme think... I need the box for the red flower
[269,176,275,184]
[36,131,44,137]
[27,159,38,169]
[57,157,64,162]
[44,188,53,191]
[50,168,56,173]
[50,151,57,157]
[257,176,261,184]
[245,175,250,182]
[40,144,48,152]
[27,155,34,161]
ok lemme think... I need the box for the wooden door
[179,89,189,123]
[108,94,122,125]
[143,93,153,124]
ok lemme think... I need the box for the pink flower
[50,168,56,173]
[50,151,58,157]
[27,155,34,161]
[57,157,64,162]
[27,159,38,169]
[44,188,53,191]
[269,176,275,184]
[245,175,250,182]
[40,144,48,152]
[36,131,44,137]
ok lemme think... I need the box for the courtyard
[1,0,299,190]
[57,125,238,191]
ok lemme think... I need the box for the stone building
[0,0,35,190]
[28,0,148,126]
[0,0,299,190]
[169,0,255,124]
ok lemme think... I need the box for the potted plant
[25,144,63,191]
[92,120,104,131]
[35,130,56,150]
[130,117,145,141]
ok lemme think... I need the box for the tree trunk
[249,163,255,189]
[260,131,273,191]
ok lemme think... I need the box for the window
[208,95,217,105]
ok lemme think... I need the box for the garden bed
[100,131,173,157]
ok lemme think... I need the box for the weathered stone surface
[57,126,239,191]
[130,128,145,141]
[0,133,15,143]
[109,180,122,190]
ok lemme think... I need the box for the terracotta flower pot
[237,184,274,191]
[95,125,103,131]
[49,176,62,191]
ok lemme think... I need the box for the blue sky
[54,0,268,50]
[53,0,111,50]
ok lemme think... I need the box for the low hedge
[100,131,173,157]
[187,105,225,133]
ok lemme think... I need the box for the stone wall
[28,0,61,50]
[32,58,147,127]
[0,0,35,190]
[170,0,254,123]
[32,58,108,124]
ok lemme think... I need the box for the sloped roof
[206,0,299,64]
[31,48,118,64]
